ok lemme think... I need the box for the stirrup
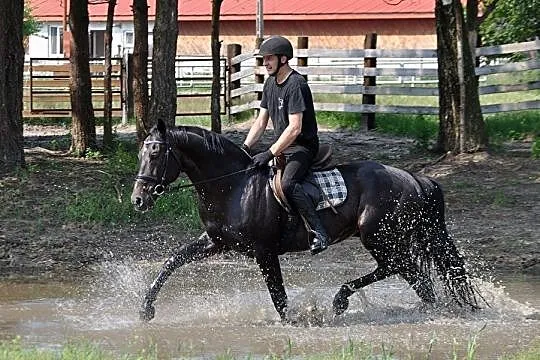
[310,231,328,255]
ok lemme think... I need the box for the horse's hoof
[333,286,353,315]
[280,315,298,327]
[139,303,155,322]
[333,295,349,315]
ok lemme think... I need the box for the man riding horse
[242,35,329,255]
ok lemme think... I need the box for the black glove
[252,149,274,167]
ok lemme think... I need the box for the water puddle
[0,255,538,358]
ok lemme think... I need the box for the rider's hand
[252,149,274,167]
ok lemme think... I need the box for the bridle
[135,138,257,196]
[135,139,178,196]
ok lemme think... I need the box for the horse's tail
[422,179,484,309]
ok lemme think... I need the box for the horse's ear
[157,118,167,136]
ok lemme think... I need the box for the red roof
[29,0,435,21]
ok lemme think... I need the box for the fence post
[255,38,264,110]
[227,43,242,122]
[297,36,308,81]
[362,33,377,130]
[121,52,134,125]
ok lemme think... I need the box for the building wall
[27,21,155,59]
[178,19,437,56]
[27,18,436,58]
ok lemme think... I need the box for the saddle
[270,144,345,214]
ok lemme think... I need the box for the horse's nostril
[135,197,142,206]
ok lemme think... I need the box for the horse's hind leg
[398,260,436,305]
[140,232,222,322]
[333,208,396,315]
[332,261,395,315]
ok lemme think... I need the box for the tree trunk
[148,0,178,128]
[465,0,479,61]
[69,0,96,155]
[210,0,223,133]
[103,0,116,150]
[435,0,487,154]
[0,0,25,172]
[132,0,149,144]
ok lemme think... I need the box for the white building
[27,20,154,60]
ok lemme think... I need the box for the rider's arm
[244,108,269,148]
[269,112,302,156]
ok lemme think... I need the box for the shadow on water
[0,254,538,358]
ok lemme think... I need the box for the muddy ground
[0,123,538,278]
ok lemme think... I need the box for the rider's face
[263,54,281,76]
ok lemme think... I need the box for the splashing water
[0,259,537,358]
[59,260,150,330]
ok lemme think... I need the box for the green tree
[23,2,40,37]
[480,0,540,46]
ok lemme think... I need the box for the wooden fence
[24,58,124,116]
[24,38,539,123]
[227,37,540,126]
[23,56,227,119]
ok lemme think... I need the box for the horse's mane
[166,125,241,156]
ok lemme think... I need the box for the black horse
[131,119,481,322]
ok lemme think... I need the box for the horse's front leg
[255,253,288,323]
[140,231,222,321]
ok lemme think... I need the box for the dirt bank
[0,124,538,277]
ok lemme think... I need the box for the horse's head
[131,119,181,211]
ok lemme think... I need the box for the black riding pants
[281,145,316,210]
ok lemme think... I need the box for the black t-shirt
[260,70,319,154]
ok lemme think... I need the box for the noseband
[135,139,178,196]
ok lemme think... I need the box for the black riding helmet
[258,36,293,60]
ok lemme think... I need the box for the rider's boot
[290,183,329,255]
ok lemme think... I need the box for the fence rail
[227,38,540,121]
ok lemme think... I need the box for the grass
[60,139,201,230]
[18,108,538,225]
[484,111,540,141]
[482,69,540,86]
[316,110,539,149]
[1,337,539,360]
[63,180,200,229]
[316,112,439,147]
[0,337,155,360]
[0,135,200,230]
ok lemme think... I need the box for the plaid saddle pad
[312,168,347,210]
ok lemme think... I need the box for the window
[90,30,105,58]
[49,26,63,56]
[124,31,134,47]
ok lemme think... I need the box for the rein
[135,139,256,195]
[169,166,256,192]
